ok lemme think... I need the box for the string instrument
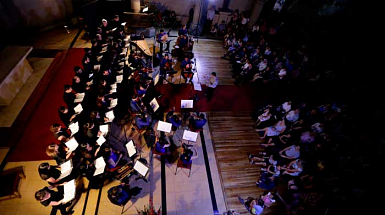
[183,68,193,79]
[141,67,152,74]
[131,70,141,82]
[115,163,134,181]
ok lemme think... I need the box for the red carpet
[7,48,261,162]
[7,48,84,162]
[157,84,258,112]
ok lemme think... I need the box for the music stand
[150,98,160,113]
[182,130,198,146]
[181,100,193,109]
[157,121,172,133]
[125,140,137,158]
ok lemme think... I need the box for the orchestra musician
[157,29,170,54]
[181,63,193,84]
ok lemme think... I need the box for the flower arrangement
[136,198,161,215]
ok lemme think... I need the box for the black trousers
[206,87,215,100]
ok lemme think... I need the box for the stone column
[191,0,209,36]
[131,0,141,13]
[248,0,266,28]
[192,0,202,27]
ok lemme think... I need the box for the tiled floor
[0,115,227,215]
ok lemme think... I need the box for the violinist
[130,94,145,113]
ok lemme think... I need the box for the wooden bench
[0,46,33,105]
[0,166,26,202]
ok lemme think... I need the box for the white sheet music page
[154,73,160,85]
[63,179,76,203]
[110,99,118,108]
[59,159,73,179]
[116,75,123,83]
[73,103,83,114]
[69,121,79,136]
[106,110,115,122]
[134,160,149,177]
[181,100,193,108]
[96,135,106,146]
[99,124,109,135]
[193,82,202,91]
[150,98,159,112]
[94,157,106,176]
[183,130,199,142]
[110,83,117,89]
[157,121,172,133]
[74,93,85,103]
[65,138,79,153]
[125,140,137,157]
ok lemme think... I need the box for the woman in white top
[256,118,286,139]
[282,159,304,176]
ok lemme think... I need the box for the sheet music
[94,65,100,71]
[69,121,79,136]
[58,159,73,179]
[150,98,159,112]
[99,124,109,135]
[65,138,79,153]
[112,27,117,32]
[125,140,137,157]
[89,73,94,79]
[110,98,118,108]
[110,88,117,93]
[157,121,172,133]
[154,73,160,86]
[116,75,123,83]
[93,157,106,176]
[183,130,199,142]
[133,160,149,177]
[96,135,106,146]
[121,22,126,26]
[73,103,83,114]
[110,83,117,89]
[181,100,193,108]
[193,82,202,91]
[106,110,115,122]
[74,93,85,103]
[63,179,76,203]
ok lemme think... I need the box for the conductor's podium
[0,46,33,105]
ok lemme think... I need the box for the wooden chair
[175,146,198,177]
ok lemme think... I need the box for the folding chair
[175,147,198,177]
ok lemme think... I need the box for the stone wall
[0,0,73,29]
[150,0,253,17]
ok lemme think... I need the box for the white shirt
[258,62,267,71]
[279,69,287,79]
[207,9,215,20]
[208,76,218,88]
[241,17,249,25]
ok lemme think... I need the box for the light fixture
[64,26,70,34]
[142,6,148,12]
